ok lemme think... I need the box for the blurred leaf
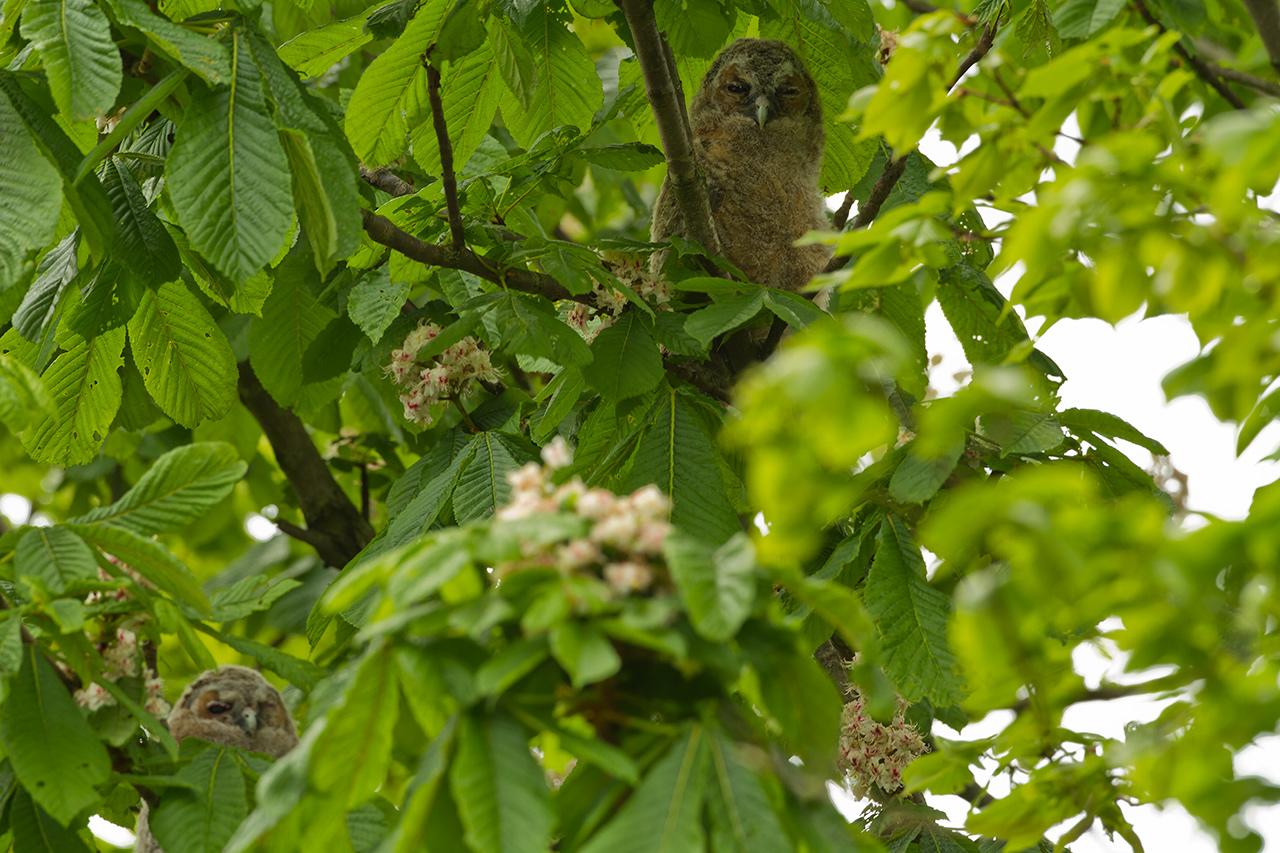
[69,522,212,613]
[450,712,554,853]
[151,745,248,853]
[9,788,92,852]
[549,621,621,687]
[582,312,663,401]
[664,531,756,643]
[0,647,111,825]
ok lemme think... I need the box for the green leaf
[150,746,248,853]
[1058,408,1169,456]
[19,0,121,120]
[863,516,963,705]
[1054,0,1125,38]
[12,233,78,341]
[103,0,230,83]
[310,647,398,807]
[582,312,663,401]
[66,522,211,614]
[450,712,555,853]
[980,411,1064,456]
[127,281,237,427]
[579,727,710,853]
[763,288,826,329]
[167,33,293,283]
[347,269,409,344]
[21,327,124,466]
[411,39,503,175]
[102,157,181,287]
[889,440,964,504]
[195,626,324,690]
[684,291,765,347]
[577,142,665,171]
[0,614,24,702]
[624,389,742,544]
[344,0,453,165]
[0,646,111,826]
[0,73,117,257]
[0,354,52,433]
[14,527,97,593]
[705,732,791,852]
[278,9,376,79]
[248,244,338,408]
[246,31,361,276]
[452,432,530,523]
[664,531,756,643]
[468,291,592,367]
[0,92,66,290]
[549,621,622,687]
[654,0,733,59]
[498,2,603,146]
[71,442,245,533]
[9,789,92,852]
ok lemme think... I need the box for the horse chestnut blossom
[564,257,673,343]
[387,322,500,425]
[73,622,170,716]
[494,437,673,595]
[837,692,928,798]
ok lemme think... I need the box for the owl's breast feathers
[694,121,830,292]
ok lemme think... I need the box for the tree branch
[617,0,720,255]
[360,209,588,303]
[1208,61,1280,97]
[236,362,374,568]
[1242,0,1280,75]
[425,60,466,251]
[359,165,414,197]
[1133,0,1246,108]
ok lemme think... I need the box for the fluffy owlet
[652,39,831,292]
[135,666,298,852]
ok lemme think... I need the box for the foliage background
[0,0,1279,849]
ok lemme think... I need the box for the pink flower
[577,489,617,520]
[603,561,654,593]
[541,437,573,470]
[74,683,114,712]
[556,539,602,571]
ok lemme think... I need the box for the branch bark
[425,60,466,251]
[1242,0,1280,75]
[237,362,374,568]
[359,166,414,197]
[1133,0,1246,108]
[617,0,720,255]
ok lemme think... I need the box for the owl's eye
[778,85,800,97]
[206,701,232,714]
[725,81,749,95]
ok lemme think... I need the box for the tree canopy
[0,0,1279,850]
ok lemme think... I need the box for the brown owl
[652,38,831,292]
[135,666,298,852]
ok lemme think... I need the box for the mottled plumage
[135,666,297,852]
[652,39,830,291]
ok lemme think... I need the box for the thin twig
[823,155,908,272]
[948,23,997,91]
[425,60,466,251]
[1133,0,1247,108]
[359,165,414,197]
[1207,62,1280,97]
[1242,0,1280,75]
[617,0,720,255]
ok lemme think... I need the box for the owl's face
[697,39,821,133]
[167,665,297,758]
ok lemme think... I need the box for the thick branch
[1242,0,1280,75]
[359,166,414,197]
[617,0,720,254]
[1209,62,1280,97]
[1133,0,1246,108]
[425,60,466,251]
[237,363,373,568]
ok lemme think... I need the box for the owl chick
[652,39,831,292]
[135,666,298,852]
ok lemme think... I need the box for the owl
[652,38,831,293]
[135,666,298,852]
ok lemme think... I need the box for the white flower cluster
[565,257,672,343]
[387,322,500,425]
[837,692,928,798]
[495,437,673,595]
[84,556,151,605]
[73,622,169,717]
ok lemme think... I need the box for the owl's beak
[755,96,770,129]
[237,707,258,735]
